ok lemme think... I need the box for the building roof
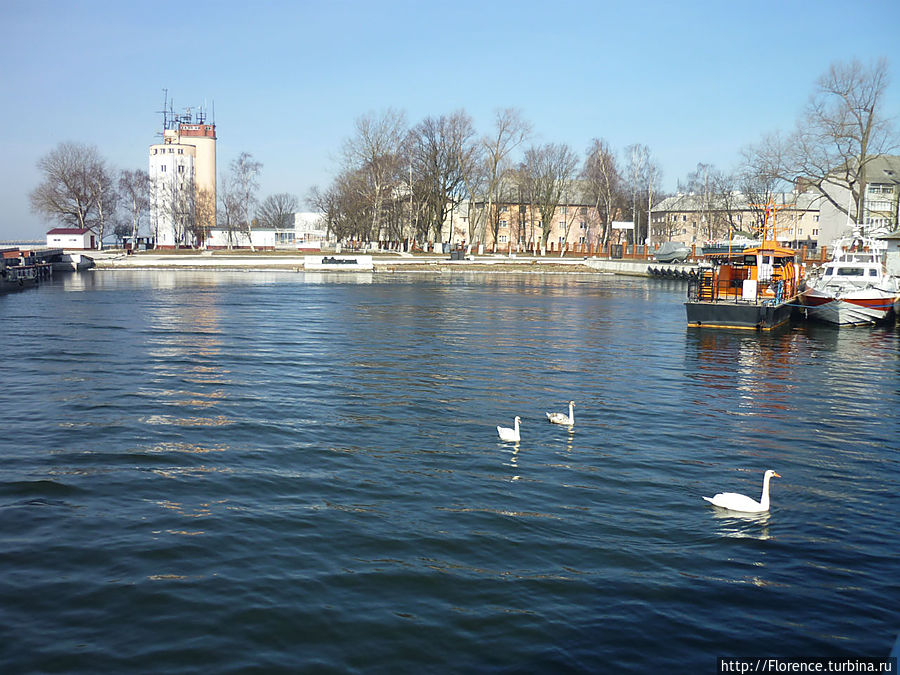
[865,155,900,183]
[47,228,90,235]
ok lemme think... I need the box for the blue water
[1,270,898,673]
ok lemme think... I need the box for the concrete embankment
[89,251,695,277]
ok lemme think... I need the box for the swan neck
[760,474,772,509]
[569,402,574,421]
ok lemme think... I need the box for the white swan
[497,416,521,442]
[703,470,781,513]
[546,401,575,425]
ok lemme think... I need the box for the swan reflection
[710,509,772,540]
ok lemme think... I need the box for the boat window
[869,269,878,276]
[836,267,864,276]
[824,268,833,276]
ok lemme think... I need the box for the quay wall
[89,251,696,277]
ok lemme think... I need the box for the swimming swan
[546,401,575,425]
[703,470,781,513]
[497,416,521,442]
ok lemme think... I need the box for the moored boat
[685,202,803,330]
[653,241,691,263]
[801,233,900,325]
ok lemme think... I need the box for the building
[46,228,95,249]
[149,103,216,248]
[651,192,823,248]
[816,155,900,246]
[274,212,329,249]
[206,226,276,250]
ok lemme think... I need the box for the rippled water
[1,270,898,673]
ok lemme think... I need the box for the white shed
[46,228,95,249]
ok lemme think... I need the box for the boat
[685,202,803,330]
[1,247,55,294]
[700,235,759,256]
[801,233,900,325]
[653,241,691,263]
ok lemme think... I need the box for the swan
[546,401,575,425]
[703,470,781,513]
[497,416,521,442]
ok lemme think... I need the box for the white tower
[149,100,216,248]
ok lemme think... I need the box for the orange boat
[685,202,803,330]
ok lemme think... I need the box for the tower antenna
[157,88,170,137]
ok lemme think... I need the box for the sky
[1,0,899,241]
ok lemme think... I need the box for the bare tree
[625,144,649,245]
[522,143,579,248]
[30,142,117,247]
[478,109,531,250]
[408,110,479,244]
[777,58,895,223]
[118,169,149,246]
[230,152,262,250]
[257,193,299,230]
[217,173,241,250]
[343,109,407,242]
[582,139,622,248]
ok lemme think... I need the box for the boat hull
[802,289,898,325]
[685,299,795,330]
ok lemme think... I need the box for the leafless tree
[217,173,242,249]
[478,109,531,250]
[118,169,149,246]
[30,142,117,247]
[257,193,299,230]
[679,162,736,241]
[343,109,407,242]
[230,152,262,250]
[582,139,622,248]
[768,58,895,223]
[408,110,479,244]
[521,143,579,248]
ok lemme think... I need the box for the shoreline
[87,250,674,277]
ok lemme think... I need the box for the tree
[118,169,149,246]
[771,58,896,224]
[679,162,737,241]
[342,109,407,242]
[257,193,299,230]
[582,139,622,248]
[408,110,478,243]
[230,152,262,250]
[478,109,531,250]
[217,173,241,250]
[522,143,579,248]
[30,142,117,248]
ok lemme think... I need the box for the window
[814,215,819,222]
[499,206,508,213]
[813,229,819,236]
[177,165,184,173]
[178,149,183,154]
[160,165,166,172]
[559,236,565,244]
[498,235,508,244]
[579,221,586,229]
[869,269,878,277]
[579,236,586,243]
[499,220,508,228]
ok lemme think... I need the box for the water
[1,270,898,673]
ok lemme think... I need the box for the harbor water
[1,271,898,673]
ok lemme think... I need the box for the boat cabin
[692,242,802,305]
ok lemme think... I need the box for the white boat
[802,233,900,326]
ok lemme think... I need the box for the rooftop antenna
[157,88,169,137]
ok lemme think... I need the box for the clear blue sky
[2,0,898,241]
